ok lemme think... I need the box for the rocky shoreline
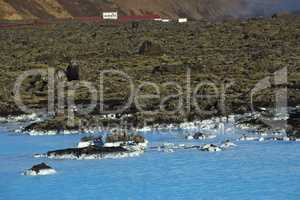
[1,106,299,142]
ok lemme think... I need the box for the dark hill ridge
[1,0,300,20]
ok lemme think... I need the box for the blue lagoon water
[1,125,300,200]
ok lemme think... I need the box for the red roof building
[119,15,161,21]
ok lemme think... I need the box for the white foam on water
[23,169,56,176]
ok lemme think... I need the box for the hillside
[1,0,299,21]
[0,15,300,122]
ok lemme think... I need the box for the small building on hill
[178,18,188,23]
[102,12,118,20]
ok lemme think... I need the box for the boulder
[193,132,205,140]
[23,163,56,176]
[138,40,163,56]
[66,60,80,81]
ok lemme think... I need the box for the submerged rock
[238,134,260,141]
[186,132,217,140]
[157,143,179,152]
[23,163,56,176]
[220,140,237,149]
[265,136,290,141]
[152,143,200,153]
[200,144,222,152]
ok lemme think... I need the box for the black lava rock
[66,60,80,81]
[30,163,52,173]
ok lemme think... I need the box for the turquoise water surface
[1,125,300,200]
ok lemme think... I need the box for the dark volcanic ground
[0,14,300,128]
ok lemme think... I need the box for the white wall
[102,12,118,20]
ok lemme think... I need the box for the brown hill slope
[0,0,250,21]
[113,0,248,19]
[1,0,300,21]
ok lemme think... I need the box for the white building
[161,19,171,23]
[178,18,188,23]
[102,12,118,20]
